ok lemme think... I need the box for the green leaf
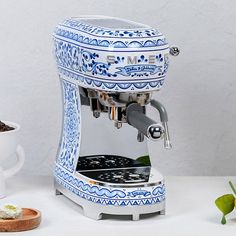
[136,155,151,166]
[215,194,235,224]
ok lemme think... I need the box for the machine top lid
[70,15,150,30]
[60,15,163,39]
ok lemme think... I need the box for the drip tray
[76,155,150,184]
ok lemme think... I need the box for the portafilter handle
[126,103,165,141]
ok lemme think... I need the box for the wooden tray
[0,208,41,232]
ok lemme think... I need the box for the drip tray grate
[76,155,150,184]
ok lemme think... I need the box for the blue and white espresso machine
[53,16,179,220]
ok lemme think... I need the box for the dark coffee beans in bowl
[0,121,14,132]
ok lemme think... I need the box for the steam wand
[150,100,172,149]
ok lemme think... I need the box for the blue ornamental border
[55,27,168,49]
[54,166,165,206]
[58,67,165,91]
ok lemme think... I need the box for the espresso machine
[53,16,179,220]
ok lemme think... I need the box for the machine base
[55,181,165,220]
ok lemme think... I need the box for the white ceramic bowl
[0,121,20,163]
[0,121,25,198]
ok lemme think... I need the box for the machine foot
[55,189,63,195]
[83,207,102,220]
[159,209,165,215]
[132,214,140,221]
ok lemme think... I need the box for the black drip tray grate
[79,167,150,184]
[76,155,150,184]
[77,155,148,171]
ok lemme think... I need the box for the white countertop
[1,176,236,236]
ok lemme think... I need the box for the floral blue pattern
[56,79,80,172]
[55,166,165,206]
[54,39,168,77]
[54,39,114,76]
[54,39,168,91]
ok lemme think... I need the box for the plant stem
[229,181,236,195]
[221,215,226,225]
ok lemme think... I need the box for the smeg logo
[107,55,157,65]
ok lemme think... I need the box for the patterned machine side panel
[56,79,80,173]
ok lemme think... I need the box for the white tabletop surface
[1,176,236,236]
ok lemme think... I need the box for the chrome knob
[170,46,180,56]
[148,124,165,140]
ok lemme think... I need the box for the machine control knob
[148,124,165,140]
[170,46,180,56]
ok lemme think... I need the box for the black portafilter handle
[126,103,165,141]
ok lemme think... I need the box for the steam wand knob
[148,125,165,140]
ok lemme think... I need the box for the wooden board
[0,208,41,232]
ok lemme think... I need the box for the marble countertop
[1,176,236,236]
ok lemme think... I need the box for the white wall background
[0,0,236,176]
